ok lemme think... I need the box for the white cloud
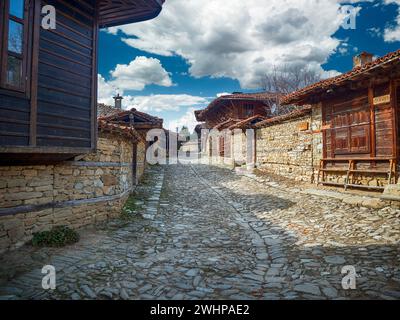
[106,0,364,89]
[98,75,208,114]
[122,94,208,113]
[111,56,173,91]
[100,56,173,93]
[166,108,200,133]
[384,0,400,42]
[98,74,117,105]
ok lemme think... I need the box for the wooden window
[331,104,371,155]
[0,0,32,94]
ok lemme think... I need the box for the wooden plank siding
[36,0,96,149]
[0,0,164,164]
[0,0,98,156]
[322,82,397,170]
[397,84,400,162]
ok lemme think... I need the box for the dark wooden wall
[374,83,393,157]
[0,0,97,155]
[36,0,97,149]
[0,93,31,146]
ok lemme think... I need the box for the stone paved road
[0,164,399,300]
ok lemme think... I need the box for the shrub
[32,226,80,248]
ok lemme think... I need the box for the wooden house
[0,0,164,165]
[195,92,275,129]
[98,100,164,182]
[195,92,276,166]
[282,50,400,191]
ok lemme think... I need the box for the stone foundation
[0,132,143,254]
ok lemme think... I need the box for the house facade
[280,50,400,191]
[0,0,165,253]
[0,0,164,164]
[195,92,277,167]
[98,102,164,182]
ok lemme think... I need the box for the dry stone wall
[256,113,319,182]
[0,132,141,253]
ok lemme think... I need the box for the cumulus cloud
[122,94,208,113]
[98,74,117,106]
[107,0,364,88]
[98,75,208,113]
[384,0,400,42]
[111,56,173,91]
[100,56,173,94]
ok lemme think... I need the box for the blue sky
[97,0,400,131]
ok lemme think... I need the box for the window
[330,105,371,155]
[0,0,31,93]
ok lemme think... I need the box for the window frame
[330,105,371,156]
[0,0,33,96]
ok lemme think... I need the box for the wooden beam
[0,188,133,217]
[0,146,93,154]
[30,0,42,147]
[91,2,99,150]
[368,86,376,158]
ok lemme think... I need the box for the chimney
[353,52,373,68]
[113,93,123,109]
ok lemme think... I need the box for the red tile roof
[98,104,121,118]
[195,92,280,121]
[98,107,163,124]
[228,115,268,130]
[98,120,142,141]
[255,106,312,128]
[282,49,400,105]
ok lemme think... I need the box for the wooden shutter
[330,91,371,155]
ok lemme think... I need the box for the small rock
[324,256,346,265]
[81,285,97,299]
[322,287,338,298]
[294,284,321,296]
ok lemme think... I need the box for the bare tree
[261,65,321,115]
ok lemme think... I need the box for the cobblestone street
[0,164,399,300]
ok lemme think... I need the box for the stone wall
[0,132,139,254]
[136,141,146,184]
[256,112,319,182]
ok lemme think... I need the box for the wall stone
[256,114,318,182]
[0,132,139,254]
[136,141,146,184]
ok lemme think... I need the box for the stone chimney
[353,52,374,68]
[113,93,123,109]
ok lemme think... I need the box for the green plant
[32,226,80,248]
[120,195,141,221]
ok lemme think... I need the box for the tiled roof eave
[255,106,312,128]
[98,120,143,142]
[198,92,280,120]
[282,49,400,105]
